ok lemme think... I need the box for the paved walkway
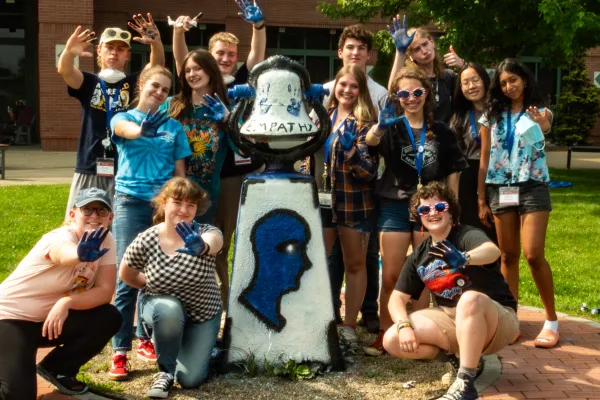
[35,306,600,400]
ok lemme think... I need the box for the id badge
[234,153,252,166]
[318,192,332,209]
[96,158,115,177]
[499,186,519,206]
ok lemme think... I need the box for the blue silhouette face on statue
[239,209,312,332]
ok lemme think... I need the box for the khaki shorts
[413,301,519,355]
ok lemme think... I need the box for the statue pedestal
[223,171,344,370]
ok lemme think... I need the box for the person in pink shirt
[0,188,122,399]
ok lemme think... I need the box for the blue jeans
[141,296,221,388]
[111,192,154,351]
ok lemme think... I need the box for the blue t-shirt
[110,109,192,202]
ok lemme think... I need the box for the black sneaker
[360,313,380,334]
[36,364,88,395]
[147,372,174,399]
[436,372,479,400]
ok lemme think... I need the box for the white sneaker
[340,326,358,345]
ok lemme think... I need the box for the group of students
[0,7,558,400]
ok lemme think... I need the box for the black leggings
[0,304,122,400]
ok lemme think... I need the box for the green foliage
[235,352,259,377]
[270,359,322,381]
[550,57,600,145]
[318,0,600,66]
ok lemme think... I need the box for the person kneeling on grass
[0,188,121,400]
[119,177,223,399]
[382,181,519,400]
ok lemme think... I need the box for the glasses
[80,206,110,217]
[397,87,426,100]
[461,76,482,88]
[104,29,131,41]
[416,201,449,216]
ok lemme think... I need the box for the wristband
[396,319,412,333]
[254,21,266,30]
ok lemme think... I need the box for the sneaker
[147,372,174,399]
[36,364,88,395]
[108,353,129,381]
[340,325,359,346]
[441,355,485,386]
[363,330,386,356]
[436,372,479,400]
[137,339,158,363]
[359,313,380,334]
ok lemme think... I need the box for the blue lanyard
[324,109,343,164]
[470,110,480,145]
[402,118,427,177]
[99,79,124,130]
[506,108,525,158]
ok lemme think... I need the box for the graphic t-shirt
[0,226,116,322]
[110,109,192,202]
[68,71,139,174]
[124,225,222,322]
[396,224,516,311]
[376,121,468,200]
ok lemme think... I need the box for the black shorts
[487,180,552,215]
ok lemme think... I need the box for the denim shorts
[377,198,422,233]
[487,180,552,215]
[320,207,375,234]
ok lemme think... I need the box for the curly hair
[409,181,460,223]
[152,177,211,225]
[338,24,373,51]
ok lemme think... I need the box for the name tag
[234,153,252,166]
[499,186,519,206]
[318,192,332,209]
[96,158,115,177]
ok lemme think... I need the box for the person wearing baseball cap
[0,187,120,398]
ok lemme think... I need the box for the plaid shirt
[301,109,378,227]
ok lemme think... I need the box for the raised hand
[65,26,96,58]
[378,97,404,129]
[236,0,264,25]
[140,109,169,138]
[77,226,110,262]
[175,220,207,256]
[526,106,551,132]
[227,84,256,101]
[387,14,415,55]
[338,119,358,151]
[128,13,161,44]
[168,13,202,32]
[202,94,229,122]
[429,240,469,269]
[443,45,465,69]
[304,84,330,103]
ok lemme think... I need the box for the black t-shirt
[376,121,468,200]
[431,69,457,124]
[68,71,139,174]
[395,224,517,311]
[221,62,263,178]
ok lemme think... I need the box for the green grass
[1,171,599,321]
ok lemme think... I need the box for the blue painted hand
[77,226,110,262]
[429,240,469,269]
[236,0,264,24]
[287,98,301,117]
[304,84,330,103]
[175,220,207,256]
[387,15,415,55]
[227,84,256,101]
[202,94,228,122]
[140,109,169,138]
[338,119,357,151]
[378,97,404,129]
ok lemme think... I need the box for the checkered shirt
[124,225,222,323]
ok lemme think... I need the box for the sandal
[534,328,559,348]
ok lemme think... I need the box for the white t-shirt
[0,226,116,322]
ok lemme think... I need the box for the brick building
[1,0,599,150]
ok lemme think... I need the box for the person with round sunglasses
[364,66,468,357]
[450,63,497,242]
[0,188,122,399]
[382,181,518,400]
[478,59,557,348]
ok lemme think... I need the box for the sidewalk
[35,307,600,400]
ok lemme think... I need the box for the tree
[318,0,600,67]
[549,57,600,146]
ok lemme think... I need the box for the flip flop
[534,328,559,348]
[509,331,521,345]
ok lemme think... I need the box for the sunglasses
[397,87,426,100]
[104,29,131,41]
[80,206,110,217]
[416,201,449,216]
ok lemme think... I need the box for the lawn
[1,169,599,321]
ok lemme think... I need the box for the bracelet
[396,319,412,333]
[254,21,266,30]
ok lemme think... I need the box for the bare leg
[323,227,338,256]
[338,227,368,326]
[382,313,451,360]
[494,211,521,302]
[379,231,412,330]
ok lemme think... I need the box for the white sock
[115,350,127,356]
[543,320,559,333]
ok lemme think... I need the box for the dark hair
[409,181,460,223]
[152,177,211,224]
[169,50,229,121]
[338,24,373,51]
[485,58,541,125]
[450,62,491,141]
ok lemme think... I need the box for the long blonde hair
[405,28,445,78]
[325,65,377,126]
[152,177,211,224]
